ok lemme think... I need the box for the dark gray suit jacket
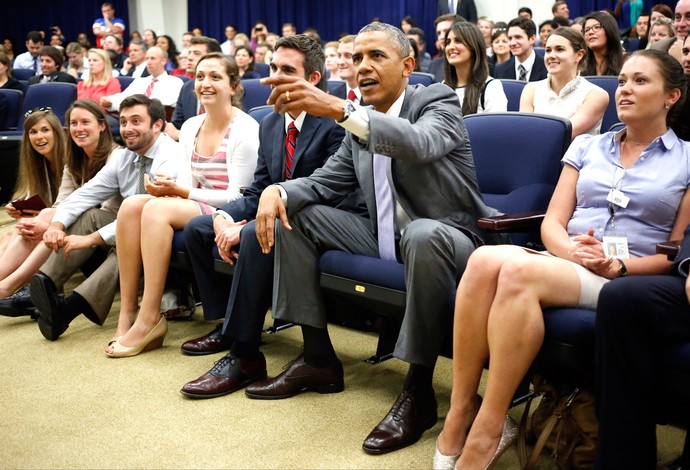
[281,83,501,247]
[437,0,478,22]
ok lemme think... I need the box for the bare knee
[119,195,152,219]
[495,255,544,298]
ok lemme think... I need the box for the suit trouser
[40,208,118,325]
[595,275,690,469]
[184,215,230,321]
[272,205,475,367]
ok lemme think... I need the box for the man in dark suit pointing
[251,22,503,454]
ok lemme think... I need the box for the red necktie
[145,77,157,97]
[284,122,299,180]
[347,89,357,102]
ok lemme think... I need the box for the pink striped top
[190,126,232,191]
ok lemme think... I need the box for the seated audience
[407,27,432,72]
[650,0,688,64]
[0,108,65,308]
[674,35,690,141]
[647,17,675,46]
[76,33,92,50]
[77,49,121,109]
[3,38,16,63]
[0,101,117,315]
[490,29,511,66]
[537,19,558,46]
[250,22,269,49]
[582,11,624,76]
[477,17,494,53]
[13,31,43,75]
[336,36,361,103]
[324,41,340,79]
[443,21,507,114]
[65,43,87,79]
[254,42,272,65]
[166,36,222,141]
[119,39,149,78]
[156,34,180,73]
[520,27,609,137]
[171,49,193,78]
[401,15,416,33]
[494,17,548,82]
[28,46,77,85]
[0,52,22,90]
[142,29,157,49]
[29,95,186,341]
[409,37,422,72]
[101,34,127,70]
[518,7,532,20]
[234,45,261,79]
[105,54,260,357]
[614,0,651,32]
[100,46,183,112]
[220,24,236,56]
[435,49,690,469]
[552,1,571,22]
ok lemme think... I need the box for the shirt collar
[516,50,536,70]
[133,133,165,163]
[386,89,406,117]
[285,111,307,133]
[612,127,679,153]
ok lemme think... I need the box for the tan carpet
[0,212,685,469]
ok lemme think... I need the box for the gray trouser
[41,208,118,325]
[272,204,475,366]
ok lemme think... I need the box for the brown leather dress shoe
[180,324,233,355]
[245,354,344,400]
[180,353,267,399]
[362,389,438,454]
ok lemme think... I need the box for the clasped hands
[43,223,103,258]
[569,228,618,278]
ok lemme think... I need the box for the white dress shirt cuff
[338,104,370,141]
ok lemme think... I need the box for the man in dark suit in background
[179,34,345,397]
[27,46,77,86]
[250,22,503,455]
[428,13,463,82]
[165,36,221,141]
[119,39,150,79]
[494,17,547,82]
[438,0,478,23]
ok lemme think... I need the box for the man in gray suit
[249,22,503,454]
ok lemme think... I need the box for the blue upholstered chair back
[241,78,271,112]
[0,89,23,130]
[255,63,270,78]
[497,79,527,112]
[117,76,135,92]
[584,75,619,136]
[248,105,273,124]
[408,72,435,87]
[18,82,77,128]
[326,80,346,99]
[465,112,571,247]
[11,68,35,81]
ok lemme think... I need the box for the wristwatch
[338,100,356,123]
[616,258,628,277]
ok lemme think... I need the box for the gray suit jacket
[281,83,501,247]
[650,37,677,53]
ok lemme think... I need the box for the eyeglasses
[24,106,52,117]
[584,24,603,34]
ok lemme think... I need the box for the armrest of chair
[477,211,545,232]
[657,240,681,260]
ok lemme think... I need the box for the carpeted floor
[0,212,686,469]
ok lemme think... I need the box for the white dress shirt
[52,133,186,244]
[105,72,183,111]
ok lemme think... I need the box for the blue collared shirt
[52,133,186,244]
[563,129,690,257]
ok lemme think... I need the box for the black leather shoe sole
[361,413,437,455]
[244,381,345,400]
[30,274,66,341]
[180,371,268,399]
[180,340,232,356]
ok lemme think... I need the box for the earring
[665,102,671,109]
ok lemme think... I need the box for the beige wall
[127,0,188,46]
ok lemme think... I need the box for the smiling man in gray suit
[250,22,503,454]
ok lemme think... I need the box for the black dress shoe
[362,389,438,455]
[180,353,267,399]
[30,273,69,341]
[245,354,344,400]
[0,286,36,318]
[180,324,233,355]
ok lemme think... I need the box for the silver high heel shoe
[433,433,462,470]
[482,415,518,470]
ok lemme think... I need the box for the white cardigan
[177,108,260,208]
